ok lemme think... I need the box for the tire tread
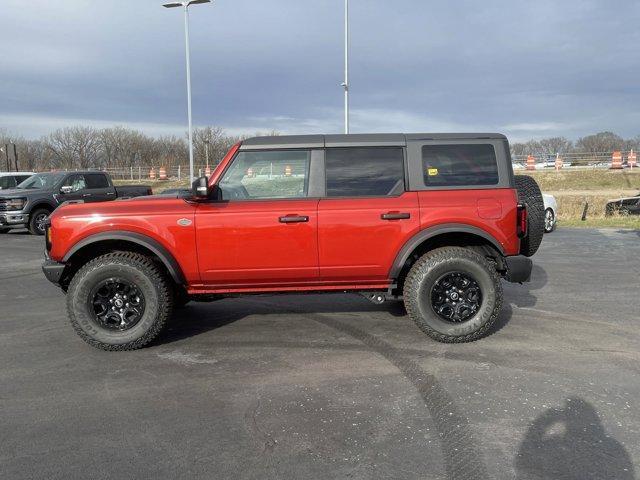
[66,251,173,351]
[403,246,503,343]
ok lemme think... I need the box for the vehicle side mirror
[192,176,210,199]
[60,186,73,194]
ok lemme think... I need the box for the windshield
[16,172,65,190]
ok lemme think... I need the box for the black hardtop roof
[240,133,507,150]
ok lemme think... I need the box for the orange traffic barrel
[205,165,211,176]
[611,151,623,169]
[284,165,292,176]
[526,155,536,171]
[150,168,156,180]
[628,150,637,169]
[159,167,167,180]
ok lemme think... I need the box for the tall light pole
[341,0,350,134]
[163,0,211,183]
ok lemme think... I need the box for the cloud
[0,0,638,140]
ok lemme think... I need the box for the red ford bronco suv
[42,134,544,351]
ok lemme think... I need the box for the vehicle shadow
[504,263,548,309]
[616,229,640,238]
[162,290,515,345]
[162,295,409,345]
[515,397,635,480]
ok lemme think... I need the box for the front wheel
[66,252,173,350]
[403,247,503,343]
[544,208,556,233]
[28,209,50,235]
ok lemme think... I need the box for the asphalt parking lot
[1,228,639,480]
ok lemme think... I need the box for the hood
[0,188,45,198]
[52,195,190,219]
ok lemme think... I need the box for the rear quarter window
[85,174,110,189]
[422,144,499,187]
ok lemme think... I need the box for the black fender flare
[28,201,57,215]
[62,231,186,285]
[388,223,505,280]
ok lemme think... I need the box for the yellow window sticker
[427,168,439,176]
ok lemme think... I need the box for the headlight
[5,198,26,210]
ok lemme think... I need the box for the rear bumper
[42,259,66,285]
[504,255,533,283]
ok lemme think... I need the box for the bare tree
[537,137,573,155]
[575,131,625,154]
[45,127,101,169]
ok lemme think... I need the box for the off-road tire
[403,247,503,343]
[28,208,50,236]
[0,228,9,234]
[515,175,544,257]
[67,252,173,351]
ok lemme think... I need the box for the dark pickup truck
[0,171,152,235]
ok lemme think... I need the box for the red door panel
[195,199,319,286]
[318,192,420,282]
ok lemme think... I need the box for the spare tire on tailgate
[515,175,544,257]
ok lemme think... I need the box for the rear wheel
[403,247,503,343]
[28,208,50,235]
[67,252,173,351]
[544,208,556,233]
[515,175,544,256]
[0,228,9,234]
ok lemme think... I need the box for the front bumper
[504,255,533,283]
[0,211,28,226]
[42,259,66,285]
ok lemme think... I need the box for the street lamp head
[163,0,211,8]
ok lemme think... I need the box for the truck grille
[0,200,9,212]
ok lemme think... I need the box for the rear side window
[0,176,17,189]
[422,144,499,187]
[85,174,110,189]
[325,147,404,197]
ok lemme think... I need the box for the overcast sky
[1,0,638,141]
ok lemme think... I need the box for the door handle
[381,212,411,220]
[279,215,309,224]
[82,193,92,197]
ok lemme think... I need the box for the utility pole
[163,0,211,183]
[341,0,350,134]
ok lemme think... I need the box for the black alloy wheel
[430,272,482,322]
[90,278,146,331]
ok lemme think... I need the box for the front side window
[325,147,405,197]
[219,150,310,200]
[422,144,499,187]
[62,174,87,192]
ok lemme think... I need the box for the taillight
[517,204,528,238]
